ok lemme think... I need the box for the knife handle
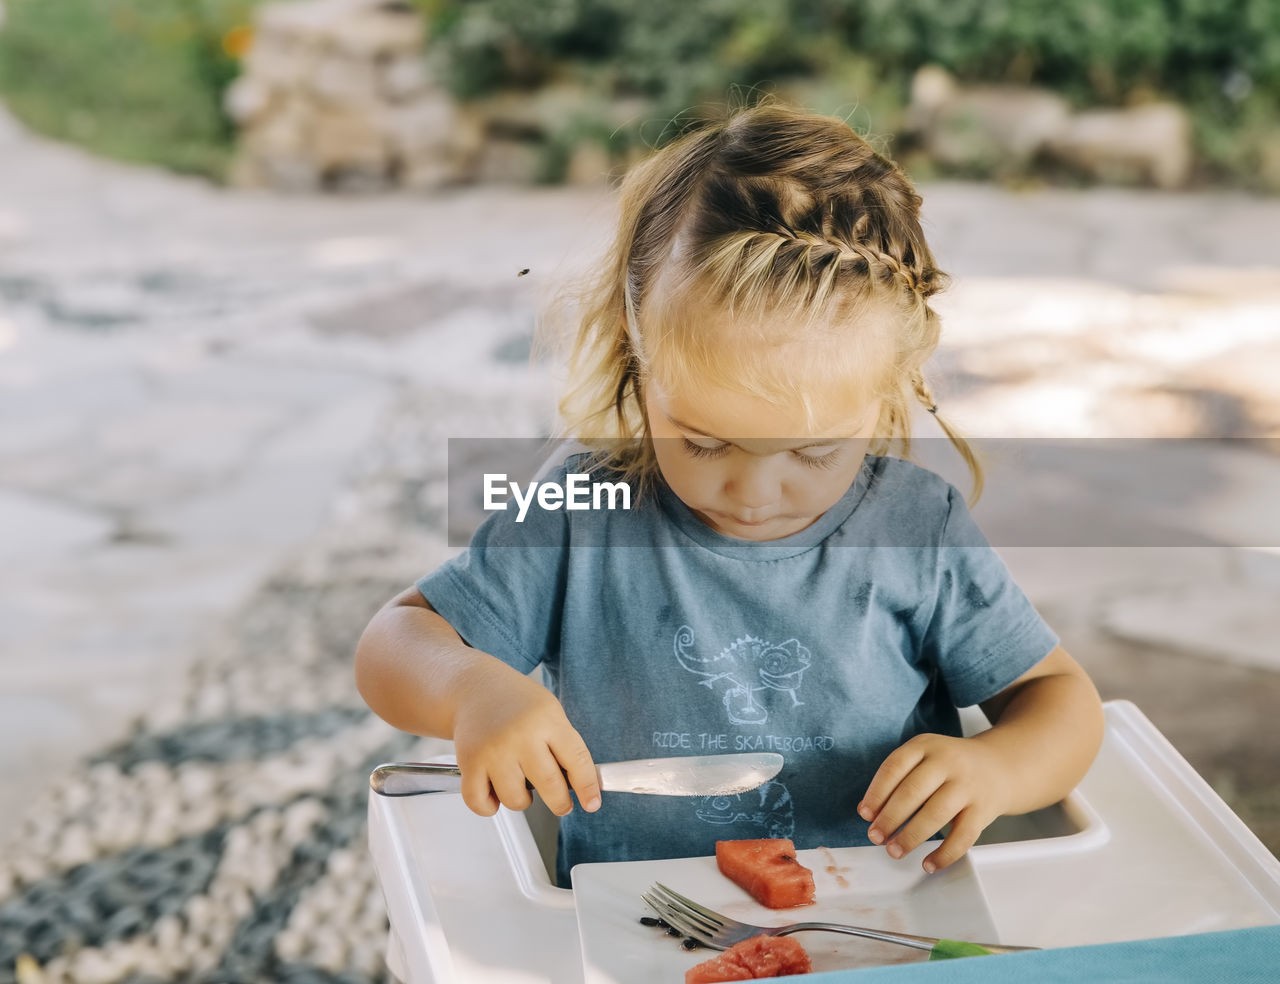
[371,762,465,796]
[370,761,542,797]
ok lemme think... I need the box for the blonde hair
[550,101,983,502]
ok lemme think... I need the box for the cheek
[656,449,715,501]
[786,461,865,510]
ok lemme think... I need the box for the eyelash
[681,439,729,461]
[680,438,843,470]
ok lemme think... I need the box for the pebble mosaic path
[0,500,423,982]
[0,380,558,983]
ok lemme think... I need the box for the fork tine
[641,891,713,943]
[647,888,719,937]
[652,882,727,926]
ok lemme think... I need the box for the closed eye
[792,445,842,469]
[681,437,730,460]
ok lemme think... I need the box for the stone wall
[223,4,1200,195]
[906,65,1194,189]
[224,0,478,193]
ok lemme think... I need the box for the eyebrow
[666,414,845,450]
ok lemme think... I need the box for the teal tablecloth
[805,925,1280,983]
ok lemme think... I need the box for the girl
[355,102,1104,888]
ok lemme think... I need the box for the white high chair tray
[570,841,998,984]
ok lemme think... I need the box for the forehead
[637,273,899,428]
[647,377,874,445]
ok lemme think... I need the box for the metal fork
[642,882,1038,959]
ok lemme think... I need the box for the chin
[718,517,809,541]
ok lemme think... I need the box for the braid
[911,371,937,413]
[706,227,932,312]
[910,371,985,503]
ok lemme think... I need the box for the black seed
[682,937,702,950]
[639,916,661,926]
[666,926,682,936]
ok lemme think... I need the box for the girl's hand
[856,733,1011,873]
[451,662,602,819]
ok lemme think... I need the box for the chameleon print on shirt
[673,625,812,726]
[693,780,795,838]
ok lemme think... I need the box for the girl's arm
[971,645,1105,814]
[858,645,1103,873]
[355,586,602,818]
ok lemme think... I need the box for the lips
[726,514,775,527]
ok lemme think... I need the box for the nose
[726,457,779,511]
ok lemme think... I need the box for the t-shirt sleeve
[415,481,570,675]
[923,485,1060,707]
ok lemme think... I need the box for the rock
[328,166,394,194]
[331,4,425,58]
[274,927,304,961]
[449,105,490,180]
[244,98,311,159]
[398,156,458,193]
[907,65,1071,175]
[908,65,1196,190]
[1046,102,1193,189]
[55,823,95,868]
[310,107,388,174]
[382,55,429,101]
[224,76,276,126]
[565,140,613,186]
[381,94,470,189]
[311,53,383,108]
[66,949,121,984]
[380,94,456,158]
[474,138,545,185]
[262,156,324,194]
[1254,133,1280,194]
[243,32,325,90]
[229,0,443,193]
[258,0,423,55]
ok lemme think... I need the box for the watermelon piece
[716,839,816,909]
[685,935,813,983]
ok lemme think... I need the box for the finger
[552,733,601,812]
[867,766,946,847]
[884,783,965,859]
[489,763,534,812]
[460,766,500,817]
[523,750,575,817]
[858,741,927,822]
[923,807,988,873]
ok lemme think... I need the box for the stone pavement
[2,103,1279,858]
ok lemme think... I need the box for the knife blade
[369,752,784,798]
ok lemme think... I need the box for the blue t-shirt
[418,452,1058,887]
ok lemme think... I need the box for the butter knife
[369,752,784,798]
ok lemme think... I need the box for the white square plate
[571,842,999,983]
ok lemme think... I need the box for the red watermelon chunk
[716,839,816,909]
[685,935,813,983]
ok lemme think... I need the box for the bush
[0,0,261,180]
[3,0,1278,188]
[419,0,1280,188]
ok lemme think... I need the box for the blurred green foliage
[418,0,1280,188]
[1,0,1277,187]
[0,0,261,179]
